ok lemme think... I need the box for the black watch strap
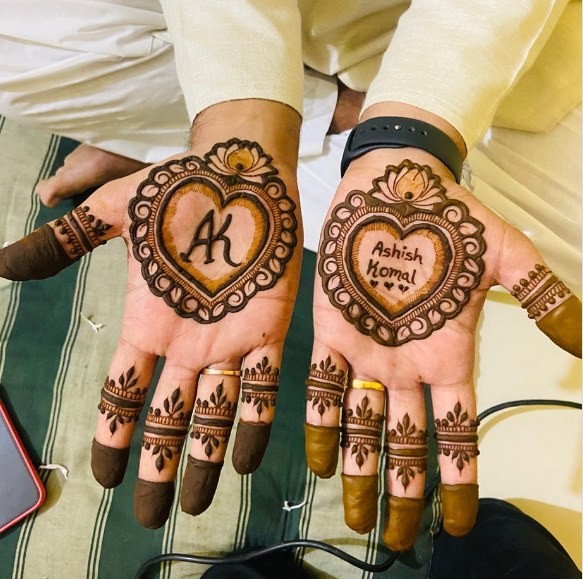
[340,116,464,183]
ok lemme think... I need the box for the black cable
[477,398,581,422]
[134,540,399,578]
[135,398,581,579]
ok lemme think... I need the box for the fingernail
[536,295,582,358]
[0,224,73,281]
[133,479,174,529]
[91,439,130,488]
[341,473,378,534]
[180,456,223,516]
[232,420,272,475]
[382,493,424,551]
[440,483,479,537]
[304,423,340,478]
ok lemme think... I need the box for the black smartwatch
[340,116,464,183]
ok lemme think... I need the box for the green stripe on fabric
[243,249,316,547]
[97,360,167,579]
[0,137,87,577]
[86,489,114,579]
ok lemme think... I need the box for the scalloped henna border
[128,153,297,323]
[318,190,486,346]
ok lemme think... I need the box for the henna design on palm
[318,161,486,346]
[129,139,298,323]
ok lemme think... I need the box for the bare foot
[327,80,366,135]
[36,144,148,207]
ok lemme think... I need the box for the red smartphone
[0,396,45,534]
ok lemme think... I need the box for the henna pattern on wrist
[385,413,428,492]
[191,381,237,458]
[511,264,571,320]
[143,388,191,473]
[435,402,479,473]
[318,161,486,346]
[55,206,112,259]
[306,356,346,419]
[129,139,298,323]
[98,366,147,435]
[341,394,384,469]
[241,357,279,420]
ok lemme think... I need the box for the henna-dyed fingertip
[0,224,73,281]
[91,439,130,488]
[304,423,340,478]
[180,456,223,516]
[382,494,424,551]
[536,295,582,358]
[232,421,272,474]
[134,479,174,529]
[341,473,378,534]
[440,483,479,537]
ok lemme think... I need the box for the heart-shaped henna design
[319,161,486,346]
[129,139,297,323]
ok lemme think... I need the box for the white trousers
[0,0,580,289]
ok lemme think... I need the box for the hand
[304,147,581,551]
[0,101,303,529]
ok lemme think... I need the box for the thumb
[495,223,581,358]
[0,183,123,281]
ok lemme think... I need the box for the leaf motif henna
[318,160,486,346]
[143,389,191,473]
[97,366,147,435]
[128,139,298,323]
[341,394,384,470]
[191,381,238,459]
[305,356,346,419]
[386,413,428,492]
[435,403,479,473]
[241,357,280,420]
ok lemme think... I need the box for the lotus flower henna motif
[207,141,277,184]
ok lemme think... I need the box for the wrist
[345,147,458,188]
[190,99,301,171]
[360,102,467,159]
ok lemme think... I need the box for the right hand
[0,101,304,529]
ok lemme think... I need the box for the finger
[383,383,427,551]
[341,379,385,534]
[304,345,347,478]
[232,348,282,474]
[496,228,581,358]
[180,365,240,516]
[133,364,196,529]
[91,345,158,489]
[432,385,479,537]
[0,187,122,281]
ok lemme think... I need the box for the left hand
[304,147,581,551]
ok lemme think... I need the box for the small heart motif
[384,282,394,290]
[370,280,378,287]
[398,284,409,293]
